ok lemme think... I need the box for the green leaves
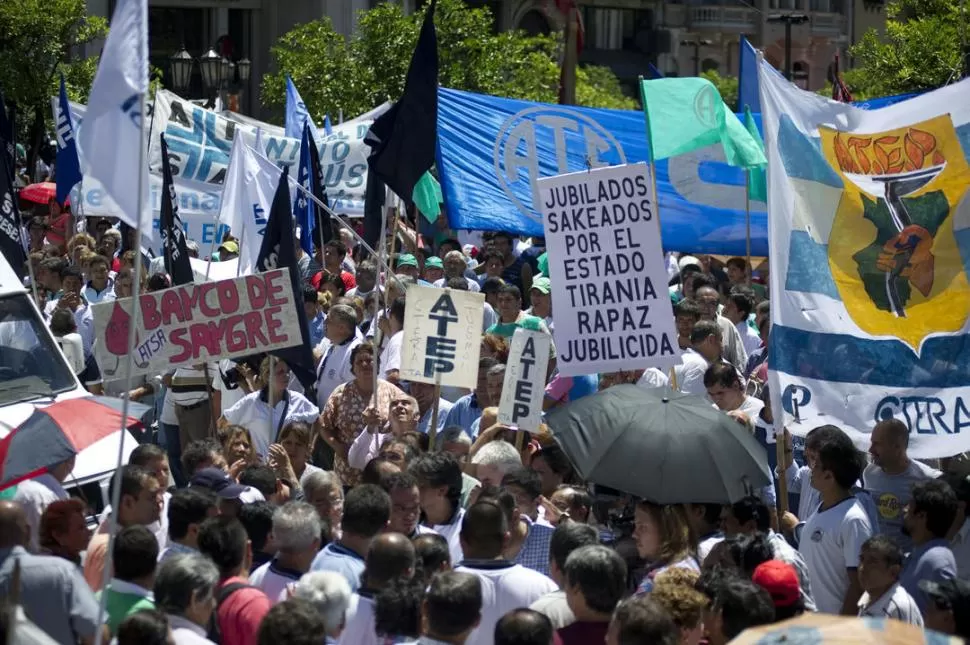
[701,70,739,112]
[261,0,635,122]
[850,0,965,96]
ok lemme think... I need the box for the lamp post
[766,13,809,80]
[680,38,713,77]
[199,48,224,109]
[169,45,194,93]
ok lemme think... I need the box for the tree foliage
[702,70,739,112]
[848,0,965,96]
[0,0,107,165]
[262,0,636,123]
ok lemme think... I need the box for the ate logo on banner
[55,103,74,149]
[165,99,235,185]
[494,106,626,226]
[425,293,459,377]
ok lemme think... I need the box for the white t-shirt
[315,329,364,410]
[430,507,466,567]
[799,496,873,614]
[737,396,765,420]
[433,277,480,292]
[673,348,708,395]
[223,390,320,459]
[13,475,69,551]
[337,594,378,645]
[530,589,575,630]
[455,561,558,645]
[858,582,923,626]
[379,330,403,378]
[736,320,762,358]
[248,559,303,606]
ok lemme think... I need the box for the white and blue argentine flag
[78,0,149,231]
[219,137,299,276]
[760,60,970,458]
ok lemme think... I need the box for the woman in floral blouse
[318,342,400,486]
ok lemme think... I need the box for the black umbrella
[546,384,771,504]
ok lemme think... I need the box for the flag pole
[745,170,752,286]
[427,372,442,451]
[372,186,391,405]
[94,88,147,645]
[637,75,663,254]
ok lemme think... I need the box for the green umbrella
[546,384,770,504]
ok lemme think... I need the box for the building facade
[88,0,887,118]
[497,0,888,93]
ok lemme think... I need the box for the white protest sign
[399,285,484,389]
[92,270,301,378]
[498,327,551,431]
[537,163,679,376]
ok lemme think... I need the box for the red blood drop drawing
[104,301,137,356]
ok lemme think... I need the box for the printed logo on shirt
[811,529,824,543]
[877,492,901,519]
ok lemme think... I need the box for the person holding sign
[220,358,322,461]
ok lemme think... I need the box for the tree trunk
[26,106,45,186]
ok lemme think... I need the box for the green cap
[530,276,551,294]
[397,253,418,268]
[424,256,444,269]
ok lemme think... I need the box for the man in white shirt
[338,533,416,645]
[857,535,923,625]
[530,522,600,629]
[411,453,467,565]
[723,288,762,358]
[315,305,363,410]
[799,429,873,615]
[13,457,74,551]
[704,363,763,419]
[435,251,480,292]
[694,282,747,372]
[250,502,321,603]
[863,418,941,551]
[455,501,557,645]
[156,552,223,645]
[671,320,719,395]
[379,297,405,386]
[82,255,115,304]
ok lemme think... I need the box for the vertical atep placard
[537,163,679,376]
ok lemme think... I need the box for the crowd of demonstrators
[13,207,970,644]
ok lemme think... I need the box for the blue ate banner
[437,88,769,256]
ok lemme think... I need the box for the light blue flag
[295,121,316,255]
[323,114,333,136]
[285,76,319,142]
[55,74,82,205]
[78,0,149,230]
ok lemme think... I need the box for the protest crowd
[3,1,970,644]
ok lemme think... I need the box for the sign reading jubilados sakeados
[92,270,302,378]
[761,61,970,458]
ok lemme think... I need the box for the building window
[809,0,831,11]
[769,0,801,9]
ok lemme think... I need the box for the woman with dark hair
[39,498,91,566]
[317,342,399,486]
[315,272,347,301]
[530,445,575,497]
[634,501,700,594]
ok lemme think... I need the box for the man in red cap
[751,560,806,622]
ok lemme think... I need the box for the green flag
[744,106,767,202]
[412,171,443,222]
[640,77,767,168]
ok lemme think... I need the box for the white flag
[219,137,298,275]
[78,0,149,231]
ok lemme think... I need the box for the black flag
[256,166,316,390]
[362,170,385,254]
[365,0,438,204]
[159,134,194,286]
[0,135,25,274]
[307,133,333,247]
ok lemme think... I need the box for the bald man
[0,501,104,644]
[340,533,417,644]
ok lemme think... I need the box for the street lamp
[680,38,713,77]
[169,45,194,93]
[766,13,809,80]
[198,48,223,94]
[237,58,252,84]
